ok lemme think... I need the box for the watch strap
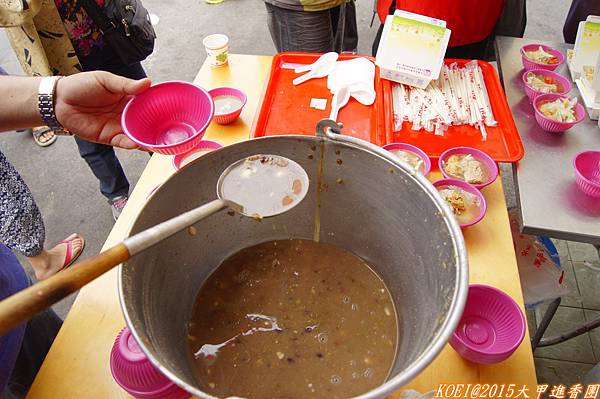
[38,76,72,136]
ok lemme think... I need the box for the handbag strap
[80,0,116,34]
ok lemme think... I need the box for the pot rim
[118,134,469,399]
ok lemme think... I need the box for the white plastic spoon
[293,53,339,86]
[294,52,338,74]
[329,86,351,122]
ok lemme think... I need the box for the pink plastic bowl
[208,87,247,125]
[432,178,487,228]
[573,151,600,198]
[450,284,526,364]
[521,69,572,101]
[383,142,432,176]
[172,140,223,170]
[110,327,189,399]
[122,81,214,155]
[533,93,585,133]
[520,44,565,71]
[439,147,499,189]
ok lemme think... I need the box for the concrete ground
[1,0,599,388]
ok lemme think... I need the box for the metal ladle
[0,154,309,336]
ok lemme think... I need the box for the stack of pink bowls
[110,327,189,399]
[573,151,600,198]
[450,284,526,364]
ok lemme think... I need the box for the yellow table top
[27,54,537,398]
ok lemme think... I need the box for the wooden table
[27,55,537,398]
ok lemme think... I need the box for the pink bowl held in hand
[208,87,247,125]
[522,69,572,101]
[450,284,526,365]
[533,93,585,133]
[573,151,600,198]
[122,81,214,155]
[520,44,565,71]
[432,178,487,229]
[439,146,499,189]
[110,327,189,399]
[172,140,223,170]
[383,142,432,176]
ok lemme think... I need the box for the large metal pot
[119,131,468,399]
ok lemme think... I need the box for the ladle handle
[0,198,235,336]
[0,243,130,336]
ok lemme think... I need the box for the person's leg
[74,58,147,210]
[0,152,83,280]
[265,2,286,53]
[5,306,62,398]
[264,2,335,53]
[371,0,396,56]
[329,1,359,53]
[73,137,130,200]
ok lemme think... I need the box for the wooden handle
[0,243,130,336]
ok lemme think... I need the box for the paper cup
[203,34,229,67]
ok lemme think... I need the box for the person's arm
[0,76,43,132]
[0,71,151,149]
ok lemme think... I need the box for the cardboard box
[570,16,600,81]
[575,78,600,120]
[375,11,451,89]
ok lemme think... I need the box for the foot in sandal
[31,126,57,147]
[27,234,85,280]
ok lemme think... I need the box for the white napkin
[327,58,376,106]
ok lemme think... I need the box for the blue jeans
[74,57,147,200]
[0,244,62,398]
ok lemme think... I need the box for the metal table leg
[531,297,561,350]
[531,246,600,349]
[537,313,600,347]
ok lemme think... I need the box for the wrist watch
[38,76,72,136]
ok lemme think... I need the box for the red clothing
[377,0,505,47]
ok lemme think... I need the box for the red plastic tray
[251,52,391,146]
[386,59,524,163]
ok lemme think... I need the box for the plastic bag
[509,210,570,308]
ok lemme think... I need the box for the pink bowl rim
[573,150,600,187]
[208,86,248,118]
[533,93,586,126]
[452,284,526,357]
[110,328,179,396]
[521,69,572,96]
[438,146,499,188]
[121,80,215,150]
[432,178,487,228]
[520,44,565,68]
[382,142,432,176]
[172,140,223,170]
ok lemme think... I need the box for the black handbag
[80,0,156,65]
